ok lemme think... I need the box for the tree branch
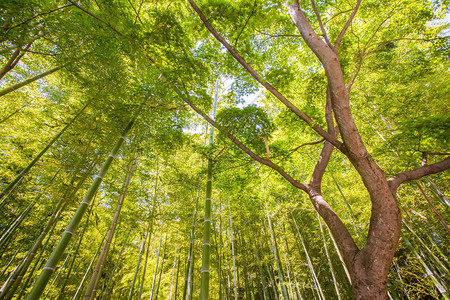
[310,0,333,49]
[233,0,258,48]
[145,53,309,193]
[310,88,337,188]
[7,5,73,30]
[127,0,143,24]
[415,181,450,235]
[388,157,450,195]
[334,0,361,51]
[188,0,343,151]
[67,0,124,35]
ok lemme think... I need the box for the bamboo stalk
[150,234,163,300]
[415,181,450,235]
[100,229,132,300]
[138,224,152,300]
[56,198,96,300]
[174,254,180,300]
[317,212,341,299]
[129,231,148,300]
[228,199,238,300]
[267,216,289,300]
[290,213,324,300]
[0,66,62,98]
[169,247,178,300]
[72,234,107,300]
[199,78,219,300]
[155,234,167,300]
[84,155,139,299]
[26,116,136,299]
[0,102,88,204]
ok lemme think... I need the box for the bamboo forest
[1,0,449,299]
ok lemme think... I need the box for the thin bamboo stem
[26,116,136,299]
[0,102,88,204]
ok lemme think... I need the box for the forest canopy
[0,0,449,299]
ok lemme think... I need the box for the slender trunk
[0,198,67,297]
[0,102,88,204]
[0,165,61,252]
[174,254,180,300]
[129,231,148,300]
[0,102,31,124]
[267,216,289,300]
[199,78,219,300]
[83,155,139,300]
[0,201,34,250]
[266,264,279,299]
[290,213,325,300]
[0,246,22,280]
[169,248,178,300]
[415,181,450,235]
[0,49,21,80]
[425,177,450,208]
[155,234,167,300]
[317,212,341,299]
[56,199,96,300]
[228,199,238,300]
[138,224,152,300]
[254,242,269,300]
[26,117,136,299]
[403,234,449,299]
[150,235,163,299]
[212,224,222,300]
[0,66,62,97]
[0,42,32,80]
[183,161,204,300]
[100,229,132,300]
[72,235,106,300]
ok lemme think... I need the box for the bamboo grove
[0,0,449,299]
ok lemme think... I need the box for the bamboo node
[201,269,210,273]
[120,136,127,141]
[202,242,211,246]
[43,266,55,271]
[204,218,211,222]
[64,230,74,235]
[95,175,104,179]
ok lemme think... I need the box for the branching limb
[388,156,450,195]
[188,0,343,151]
[233,0,258,48]
[415,181,450,235]
[145,53,309,192]
[127,0,143,24]
[310,0,333,49]
[308,192,359,268]
[334,0,361,51]
[310,88,337,189]
[289,139,324,153]
[148,105,186,111]
[0,42,33,80]
[7,5,73,30]
[67,0,124,35]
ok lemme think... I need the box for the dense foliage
[0,0,449,299]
